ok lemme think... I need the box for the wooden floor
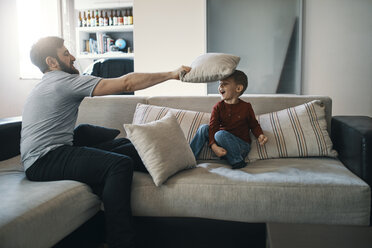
[54,212,266,248]
[267,223,372,248]
[55,217,372,248]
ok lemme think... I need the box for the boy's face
[218,77,243,102]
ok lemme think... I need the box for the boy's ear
[236,84,243,93]
[45,56,59,70]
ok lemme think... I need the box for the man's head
[218,70,248,102]
[30,36,79,74]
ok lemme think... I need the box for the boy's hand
[258,134,268,146]
[172,65,191,80]
[211,143,227,157]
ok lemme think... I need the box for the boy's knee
[214,130,228,143]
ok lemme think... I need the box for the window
[16,0,61,79]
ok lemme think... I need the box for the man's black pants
[25,138,147,248]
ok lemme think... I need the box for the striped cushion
[247,100,338,161]
[132,103,218,160]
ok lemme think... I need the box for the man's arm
[92,66,190,96]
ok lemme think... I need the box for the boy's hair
[30,36,65,73]
[228,70,248,96]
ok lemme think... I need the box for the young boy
[190,70,268,169]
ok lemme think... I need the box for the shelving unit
[77,25,133,33]
[76,25,134,60]
[75,0,134,61]
[77,52,134,60]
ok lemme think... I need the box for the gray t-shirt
[21,70,101,171]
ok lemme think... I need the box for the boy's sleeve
[248,104,263,138]
[208,103,221,146]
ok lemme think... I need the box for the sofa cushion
[179,53,240,83]
[76,96,148,138]
[0,156,101,248]
[124,114,196,186]
[0,155,24,173]
[146,95,333,134]
[131,158,371,225]
[132,103,217,160]
[247,100,338,162]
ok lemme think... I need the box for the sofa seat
[131,157,371,225]
[0,156,101,248]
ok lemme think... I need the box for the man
[21,36,190,248]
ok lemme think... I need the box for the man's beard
[56,57,80,74]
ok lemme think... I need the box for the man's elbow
[121,79,135,92]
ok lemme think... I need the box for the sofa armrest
[331,116,372,185]
[0,116,22,161]
[332,116,372,226]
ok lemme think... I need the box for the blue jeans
[190,124,251,165]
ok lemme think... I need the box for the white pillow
[132,103,218,160]
[124,113,196,186]
[180,53,240,83]
[247,100,338,162]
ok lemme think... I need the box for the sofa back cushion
[147,95,333,133]
[76,95,333,139]
[247,100,338,161]
[76,96,147,137]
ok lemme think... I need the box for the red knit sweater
[209,99,263,146]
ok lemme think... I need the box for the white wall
[302,0,372,116]
[0,0,38,118]
[1,0,371,118]
[133,0,207,96]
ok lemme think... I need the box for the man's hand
[258,134,268,146]
[171,65,191,80]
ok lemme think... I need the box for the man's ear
[45,56,59,70]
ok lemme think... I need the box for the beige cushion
[179,53,240,83]
[132,103,218,160]
[124,113,196,186]
[247,100,338,161]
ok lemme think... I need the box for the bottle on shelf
[82,11,87,27]
[99,10,104,26]
[113,10,118,26]
[128,8,133,25]
[94,10,98,27]
[92,10,96,27]
[118,10,124,25]
[109,10,113,26]
[104,11,109,26]
[78,11,82,27]
[87,11,91,27]
[123,9,128,25]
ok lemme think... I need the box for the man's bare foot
[211,144,227,157]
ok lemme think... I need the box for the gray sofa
[0,95,371,248]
